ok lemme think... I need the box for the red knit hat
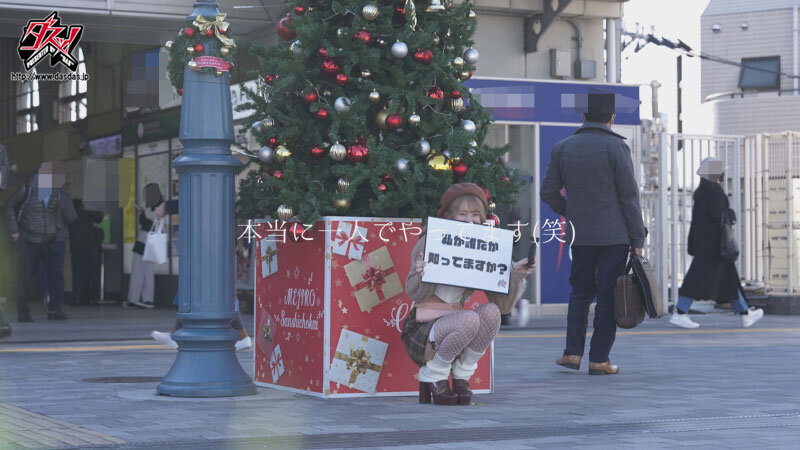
[436,182,489,218]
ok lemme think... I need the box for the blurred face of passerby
[447,195,486,225]
[35,161,65,198]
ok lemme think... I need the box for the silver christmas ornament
[461,120,476,134]
[408,114,421,126]
[290,40,303,56]
[362,4,379,20]
[426,0,446,13]
[418,139,431,156]
[464,48,480,65]
[330,142,347,161]
[165,41,173,51]
[251,120,263,133]
[263,116,275,130]
[369,90,381,103]
[396,158,409,172]
[259,146,274,163]
[277,204,293,221]
[468,10,477,19]
[391,41,409,58]
[334,97,352,113]
[442,148,452,159]
[469,140,478,147]
[452,56,465,68]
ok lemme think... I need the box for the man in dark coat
[68,199,104,305]
[670,157,764,329]
[4,161,77,321]
[541,91,645,375]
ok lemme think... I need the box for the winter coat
[4,182,77,243]
[0,144,8,191]
[679,178,740,303]
[541,122,646,248]
[69,208,104,254]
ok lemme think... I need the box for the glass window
[16,71,39,134]
[59,46,88,123]
[738,56,780,91]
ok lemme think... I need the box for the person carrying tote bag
[142,218,168,265]
[670,157,763,329]
[126,183,164,309]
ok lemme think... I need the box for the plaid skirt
[400,308,435,367]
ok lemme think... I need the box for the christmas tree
[237,0,522,224]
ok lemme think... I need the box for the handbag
[630,253,667,318]
[720,208,739,261]
[614,257,645,329]
[142,218,168,264]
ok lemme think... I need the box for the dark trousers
[72,249,101,303]
[17,239,66,317]
[565,244,629,363]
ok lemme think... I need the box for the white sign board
[421,217,514,294]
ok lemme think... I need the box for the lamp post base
[156,322,256,398]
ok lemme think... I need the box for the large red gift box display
[253,217,494,398]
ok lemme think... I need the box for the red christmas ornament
[346,144,369,163]
[224,62,231,71]
[354,29,372,44]
[207,28,214,37]
[428,86,444,100]
[268,136,279,147]
[412,49,426,62]
[336,73,349,86]
[183,27,195,38]
[288,222,306,242]
[381,173,392,182]
[273,170,284,180]
[451,90,462,99]
[487,214,501,227]
[177,88,183,96]
[194,43,204,53]
[452,161,468,177]
[310,146,326,159]
[264,74,275,84]
[378,183,388,193]
[318,47,328,57]
[500,176,510,182]
[424,49,434,62]
[302,91,318,104]
[321,58,341,77]
[356,135,367,145]
[316,108,329,120]
[276,15,296,40]
[293,5,306,15]
[385,114,403,130]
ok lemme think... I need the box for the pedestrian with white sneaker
[669,157,763,330]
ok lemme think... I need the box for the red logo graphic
[17,11,83,71]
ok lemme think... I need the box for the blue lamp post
[156,1,256,397]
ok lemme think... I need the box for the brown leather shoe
[588,361,620,375]
[556,354,581,370]
[452,379,472,405]
[419,380,458,405]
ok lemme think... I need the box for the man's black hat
[587,89,615,116]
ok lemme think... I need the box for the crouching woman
[401,183,535,405]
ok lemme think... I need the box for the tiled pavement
[0,311,798,449]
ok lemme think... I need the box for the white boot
[516,299,531,328]
[150,331,178,349]
[451,348,484,380]
[669,312,699,329]
[418,355,452,383]
[235,336,253,351]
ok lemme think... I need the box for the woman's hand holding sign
[512,259,535,276]
[415,252,426,276]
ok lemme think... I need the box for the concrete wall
[712,95,800,135]
[701,8,798,100]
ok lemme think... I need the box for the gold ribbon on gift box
[262,245,277,268]
[333,336,382,387]
[260,320,273,346]
[193,14,236,48]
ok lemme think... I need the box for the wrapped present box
[331,220,368,260]
[343,246,404,313]
[253,217,494,398]
[328,330,388,393]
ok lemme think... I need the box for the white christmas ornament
[418,139,431,156]
[334,96,352,113]
[391,41,409,58]
[464,48,480,65]
[461,120,476,134]
[259,146,274,163]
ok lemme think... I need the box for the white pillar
[793,4,798,94]
[605,19,619,83]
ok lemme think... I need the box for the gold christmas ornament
[220,46,230,56]
[165,41,173,51]
[427,154,451,171]
[277,204,293,221]
[275,145,292,162]
[488,202,496,212]
[263,116,275,130]
[187,60,198,70]
[187,46,195,54]
[329,142,347,161]
[337,177,350,192]
[333,197,351,210]
[369,90,381,103]
[426,0,446,13]
[361,69,372,79]
[450,98,465,112]
[452,56,465,68]
[375,110,390,130]
[362,4,379,20]
[215,70,224,77]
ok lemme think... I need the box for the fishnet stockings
[431,303,501,363]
